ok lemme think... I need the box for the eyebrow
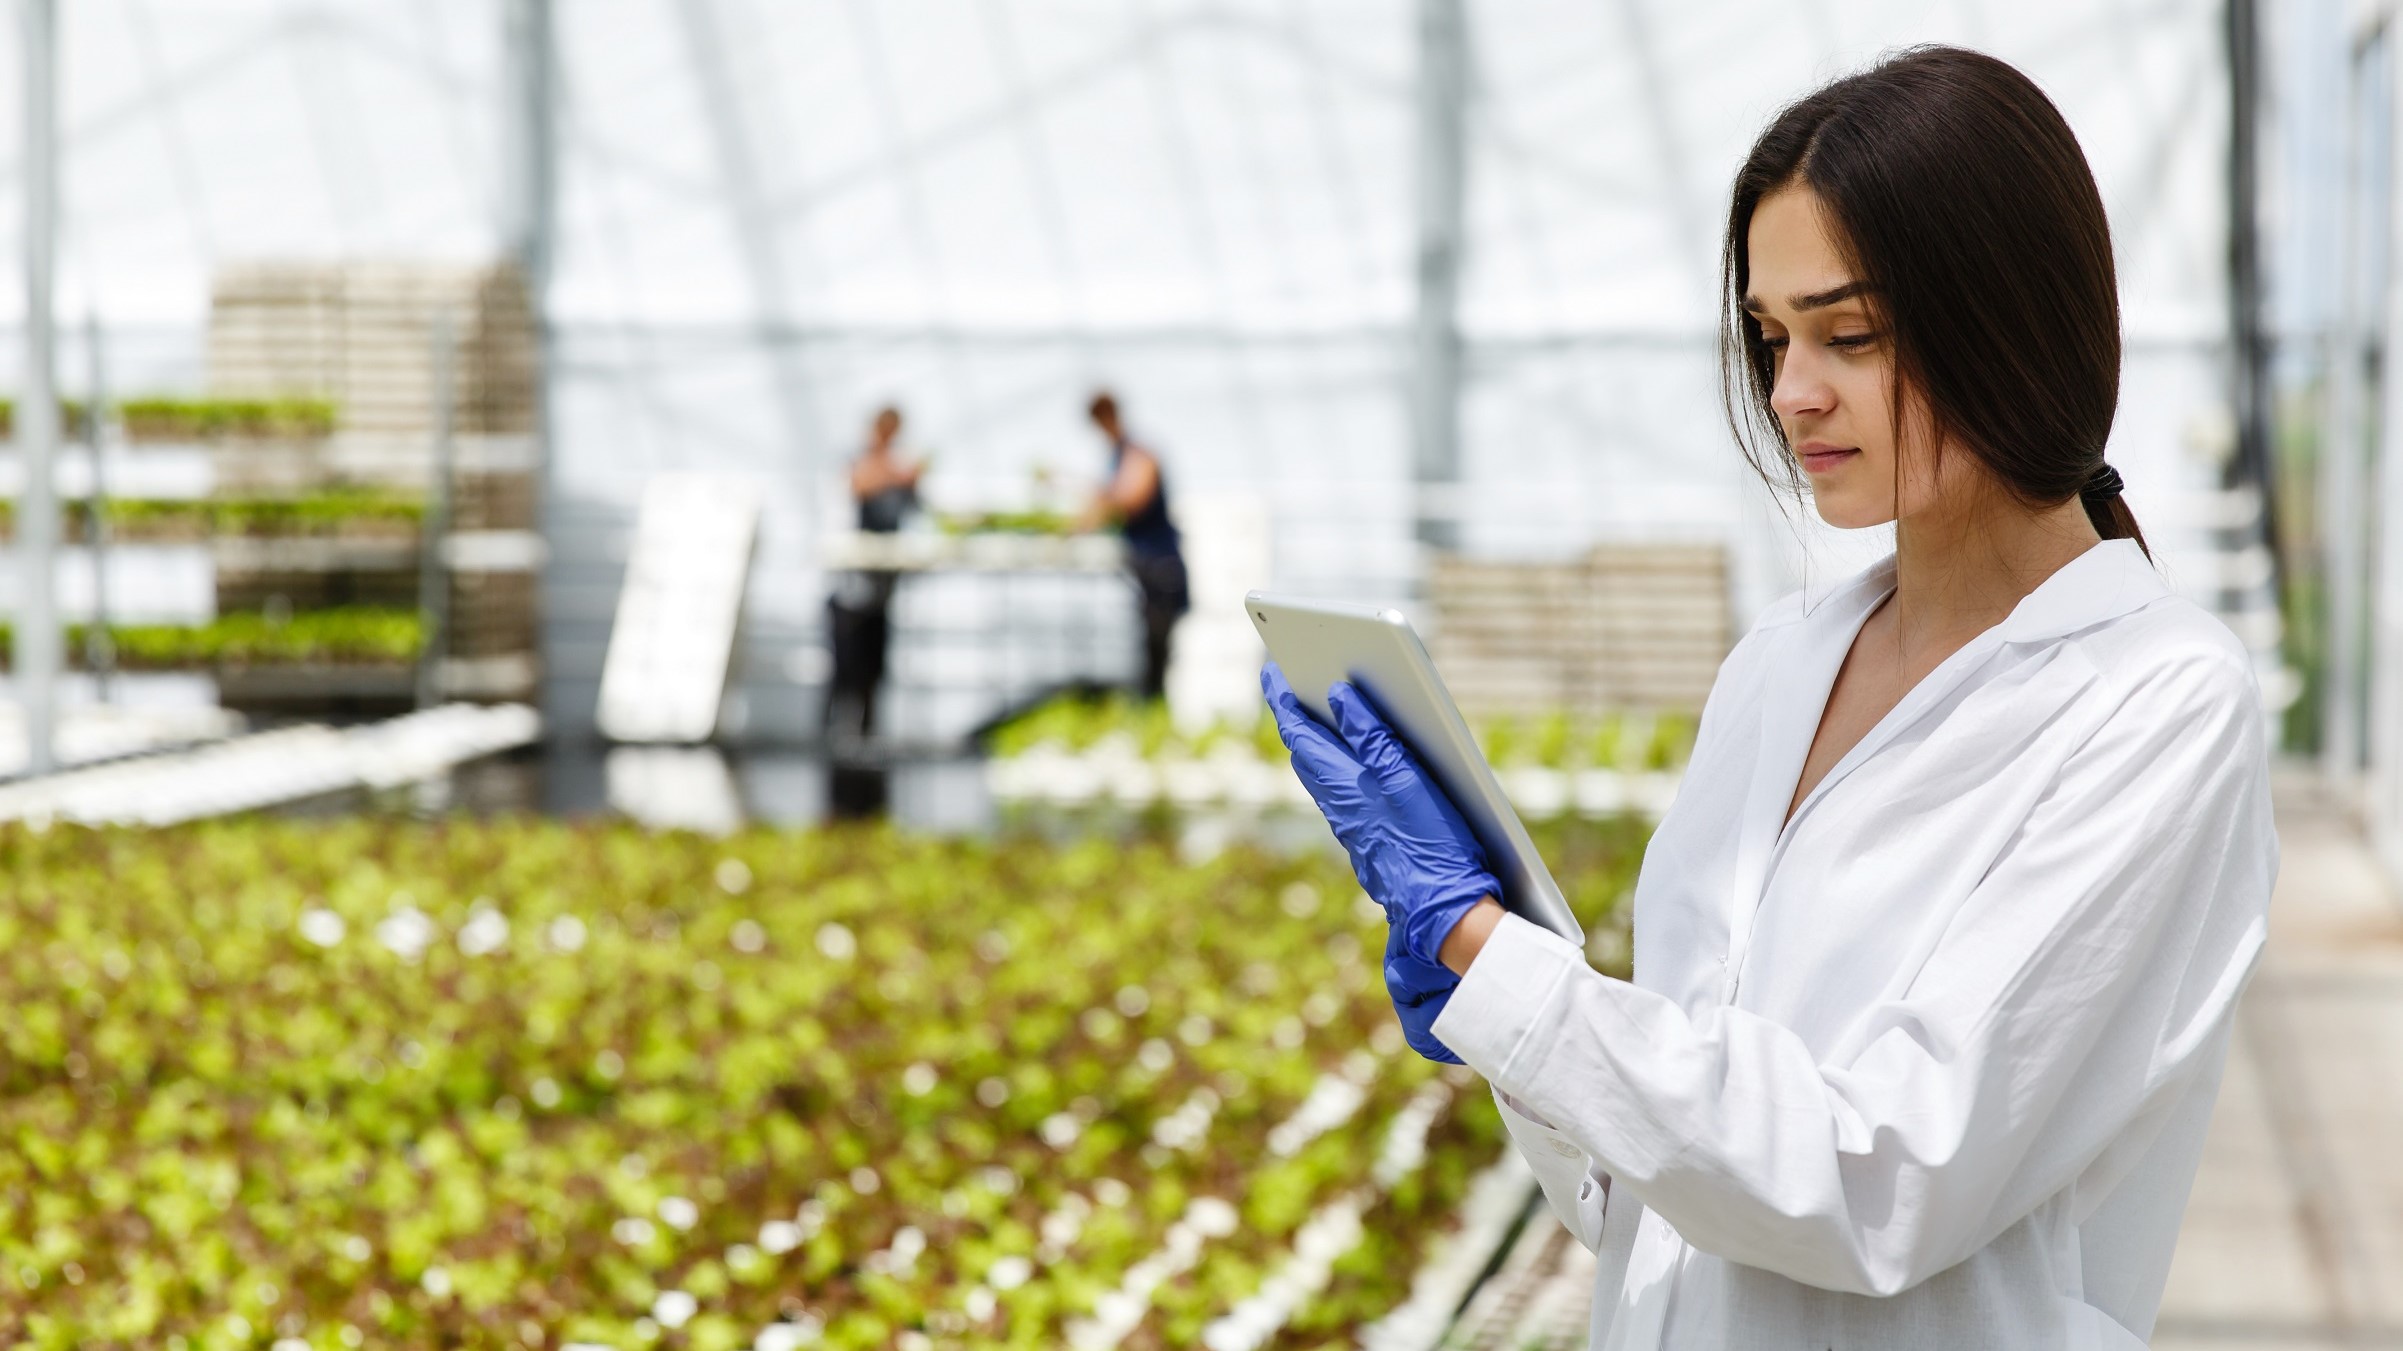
[1740,281,1872,315]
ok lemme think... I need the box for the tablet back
[1246,591,1584,945]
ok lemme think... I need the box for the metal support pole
[2324,30,2374,784]
[505,0,554,726]
[1410,0,1467,557]
[2226,0,2283,576]
[504,0,554,298]
[2370,27,2403,871]
[676,1,824,545]
[416,319,457,711]
[82,310,115,700]
[17,0,62,776]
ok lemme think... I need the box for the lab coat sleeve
[1491,1084,1610,1251]
[1431,651,2276,1297]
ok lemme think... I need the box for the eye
[1828,332,1879,351]
[1760,334,1790,352]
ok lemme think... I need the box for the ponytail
[2078,462,2150,562]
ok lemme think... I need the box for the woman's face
[1744,185,1973,529]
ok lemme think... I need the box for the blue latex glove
[1261,662,1500,969]
[1383,924,1465,1064]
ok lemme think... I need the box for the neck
[1887,490,2101,656]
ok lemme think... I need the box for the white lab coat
[1432,538,2278,1350]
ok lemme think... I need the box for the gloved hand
[1383,924,1465,1064]
[1261,662,1500,969]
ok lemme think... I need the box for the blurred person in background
[1265,45,2276,1351]
[823,404,922,745]
[1077,391,1187,701]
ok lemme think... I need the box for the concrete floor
[2153,770,2403,1349]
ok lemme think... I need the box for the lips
[1798,446,1860,474]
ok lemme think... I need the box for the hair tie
[2079,462,2124,502]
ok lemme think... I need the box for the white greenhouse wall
[0,1,2249,744]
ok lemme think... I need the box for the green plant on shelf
[987,692,1699,773]
[1478,708,1699,773]
[0,606,423,670]
[931,509,1077,537]
[0,394,340,441]
[0,818,1646,1347]
[161,489,425,536]
[0,491,427,541]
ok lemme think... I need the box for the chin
[1809,494,1896,531]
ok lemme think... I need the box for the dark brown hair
[1720,45,2148,558]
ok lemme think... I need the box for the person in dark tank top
[824,404,923,743]
[1075,391,1188,700]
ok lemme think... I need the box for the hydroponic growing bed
[983,694,1699,819]
[0,816,1644,1351]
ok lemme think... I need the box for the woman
[1265,46,2276,1350]
[824,405,923,742]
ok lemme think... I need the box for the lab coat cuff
[1431,911,1580,1081]
[1495,1085,1563,1131]
[1493,1081,1610,1239]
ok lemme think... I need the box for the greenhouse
[1,1,2400,1348]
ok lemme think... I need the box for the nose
[1769,347,1834,423]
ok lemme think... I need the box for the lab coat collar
[1795,538,2165,642]
[1992,538,2169,642]
[1719,538,2167,978]
[1797,551,1898,622]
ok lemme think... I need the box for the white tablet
[1246,591,1584,946]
